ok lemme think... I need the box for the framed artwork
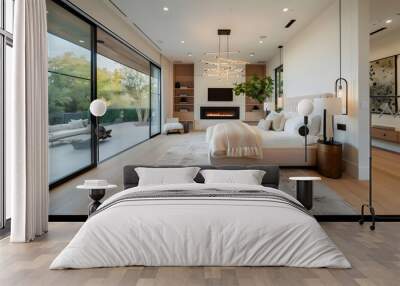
[369,56,398,114]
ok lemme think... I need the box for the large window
[47,0,94,184]
[1,0,14,228]
[97,28,150,161]
[47,1,162,190]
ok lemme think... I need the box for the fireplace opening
[200,106,240,120]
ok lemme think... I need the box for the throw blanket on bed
[50,183,351,269]
[207,121,262,158]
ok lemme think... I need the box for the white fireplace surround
[193,63,246,130]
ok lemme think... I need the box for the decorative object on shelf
[180,97,188,103]
[77,180,117,215]
[297,99,314,162]
[334,0,348,115]
[289,177,321,210]
[175,81,181,88]
[202,29,248,79]
[264,102,271,116]
[233,75,274,103]
[314,97,342,143]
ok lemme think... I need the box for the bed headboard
[123,165,280,189]
[284,93,334,113]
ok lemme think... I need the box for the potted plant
[233,75,274,104]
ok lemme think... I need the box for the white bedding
[260,130,319,148]
[50,183,350,269]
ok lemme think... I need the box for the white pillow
[266,112,285,131]
[135,167,200,186]
[309,115,321,136]
[284,115,321,136]
[257,119,272,131]
[200,169,266,185]
[284,116,304,135]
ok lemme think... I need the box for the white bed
[50,183,350,269]
[207,94,333,167]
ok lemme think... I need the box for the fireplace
[200,106,240,120]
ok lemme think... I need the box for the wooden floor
[1,222,399,286]
[50,132,400,215]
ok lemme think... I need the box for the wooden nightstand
[317,141,343,179]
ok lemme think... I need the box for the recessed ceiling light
[187,52,192,57]
[259,40,263,44]
[249,52,255,57]
[283,8,289,12]
[79,40,85,43]
[163,6,169,12]
[181,40,185,44]
[385,19,393,24]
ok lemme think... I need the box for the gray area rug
[158,134,356,215]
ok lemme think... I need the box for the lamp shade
[89,99,107,117]
[314,97,342,115]
[297,99,314,116]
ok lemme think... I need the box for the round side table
[77,183,117,215]
[289,177,321,210]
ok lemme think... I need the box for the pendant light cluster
[202,29,248,80]
[335,0,348,115]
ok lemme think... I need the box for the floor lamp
[89,99,107,160]
[298,99,314,162]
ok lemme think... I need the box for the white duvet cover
[50,183,350,269]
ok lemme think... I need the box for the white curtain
[8,0,49,242]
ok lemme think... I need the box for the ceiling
[111,0,335,63]
[370,0,400,40]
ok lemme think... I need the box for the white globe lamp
[89,99,107,117]
[297,99,314,116]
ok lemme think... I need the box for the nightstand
[77,181,117,215]
[289,177,321,210]
[317,141,343,178]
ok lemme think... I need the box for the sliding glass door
[47,1,162,194]
[47,0,94,184]
[97,28,150,161]
[150,64,161,136]
[1,0,14,228]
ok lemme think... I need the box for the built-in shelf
[173,64,195,128]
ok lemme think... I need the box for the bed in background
[50,165,350,269]
[207,94,333,167]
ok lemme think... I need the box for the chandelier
[202,29,248,80]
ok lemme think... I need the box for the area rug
[157,135,356,215]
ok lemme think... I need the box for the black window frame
[48,0,162,189]
[0,0,14,230]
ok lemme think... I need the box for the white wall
[370,28,400,130]
[272,0,370,179]
[194,63,245,130]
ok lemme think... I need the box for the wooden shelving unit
[173,64,195,125]
[245,64,266,122]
